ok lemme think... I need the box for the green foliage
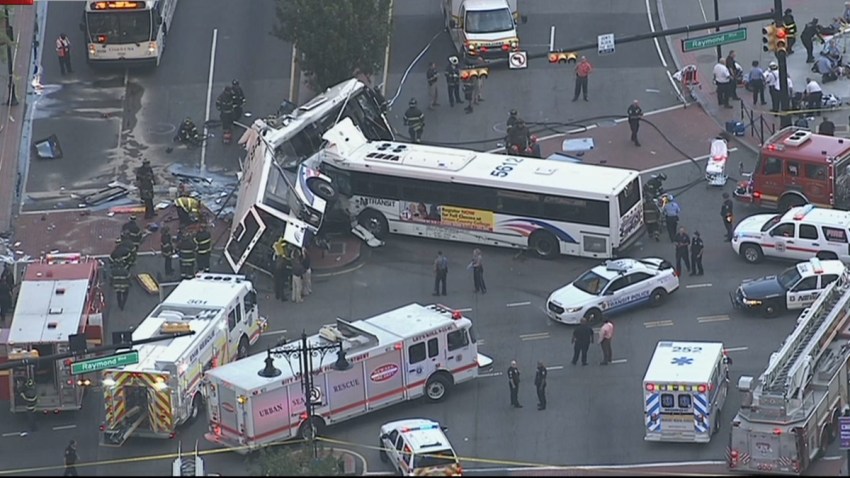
[249,444,343,476]
[0,10,13,60]
[273,0,392,91]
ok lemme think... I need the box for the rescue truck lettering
[333,379,360,393]
[411,325,455,343]
[189,331,216,365]
[258,403,285,418]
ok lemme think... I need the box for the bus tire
[424,374,452,403]
[237,336,249,360]
[779,195,806,212]
[649,288,667,307]
[740,244,763,264]
[188,394,203,423]
[529,230,558,259]
[358,210,389,239]
[306,177,336,202]
[298,416,326,440]
[584,308,602,324]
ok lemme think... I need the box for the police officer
[177,232,197,280]
[19,379,37,431]
[534,361,547,411]
[110,237,133,270]
[216,86,236,143]
[426,62,440,109]
[801,19,823,63]
[783,9,798,54]
[444,56,463,107]
[691,231,704,276]
[174,193,201,228]
[136,159,155,219]
[175,117,201,147]
[194,225,212,272]
[110,259,130,311]
[674,226,691,276]
[160,226,175,276]
[627,100,643,147]
[662,195,681,241]
[507,360,521,408]
[721,192,734,241]
[63,440,79,477]
[122,216,143,268]
[403,98,425,143]
[462,79,475,114]
[230,79,246,119]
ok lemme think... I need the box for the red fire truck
[734,127,850,211]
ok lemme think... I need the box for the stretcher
[706,137,729,187]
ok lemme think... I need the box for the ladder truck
[729,268,850,475]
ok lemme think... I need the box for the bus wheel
[779,195,805,212]
[529,231,558,259]
[358,210,388,239]
[740,244,763,264]
[306,177,336,202]
[237,336,249,360]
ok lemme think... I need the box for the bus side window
[763,157,782,175]
[806,164,827,180]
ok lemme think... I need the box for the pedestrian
[599,319,614,365]
[291,249,305,303]
[56,33,72,75]
[801,19,823,63]
[426,62,440,108]
[725,51,741,100]
[691,231,704,276]
[627,99,642,147]
[194,226,212,272]
[470,248,486,293]
[507,360,522,408]
[444,56,463,107]
[571,317,593,366]
[433,250,448,296]
[177,232,197,280]
[110,259,130,311]
[662,195,681,241]
[19,379,37,431]
[713,57,733,108]
[462,79,474,114]
[783,9,798,54]
[765,61,780,112]
[534,361,547,411]
[804,78,823,115]
[721,192,734,241]
[819,117,836,136]
[63,439,78,477]
[160,227,174,277]
[301,248,312,296]
[674,226,691,276]
[572,56,592,102]
[403,98,425,142]
[748,61,766,106]
[273,252,290,303]
[0,266,13,323]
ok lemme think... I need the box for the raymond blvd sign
[70,350,139,375]
[681,28,747,52]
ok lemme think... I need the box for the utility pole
[774,0,792,128]
[4,6,18,107]
[713,0,722,60]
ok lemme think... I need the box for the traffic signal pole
[774,0,792,128]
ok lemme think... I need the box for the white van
[731,205,850,264]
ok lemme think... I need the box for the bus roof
[643,341,724,384]
[322,118,639,198]
[85,1,155,12]
[762,127,850,163]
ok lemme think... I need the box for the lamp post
[4,6,18,106]
[259,330,351,459]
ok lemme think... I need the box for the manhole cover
[148,122,176,135]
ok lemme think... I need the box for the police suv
[546,258,679,325]
[379,419,461,476]
[732,205,850,264]
[731,258,845,317]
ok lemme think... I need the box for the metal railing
[739,100,776,145]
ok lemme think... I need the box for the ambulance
[204,303,483,453]
[643,341,731,443]
[6,253,106,413]
[100,273,266,446]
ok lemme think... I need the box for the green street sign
[681,28,748,52]
[70,351,139,375]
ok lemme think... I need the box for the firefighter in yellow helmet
[174,192,201,228]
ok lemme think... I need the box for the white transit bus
[313,118,645,259]
[225,79,394,273]
[82,0,178,66]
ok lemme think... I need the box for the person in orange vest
[56,33,73,76]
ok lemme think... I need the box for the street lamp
[4,6,18,106]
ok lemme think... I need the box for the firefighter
[110,259,130,311]
[403,98,425,143]
[160,226,175,276]
[230,79,246,119]
[272,238,290,302]
[507,118,530,153]
[136,159,156,219]
[194,225,212,272]
[462,79,475,114]
[19,379,37,431]
[174,192,202,228]
[216,86,237,144]
[110,237,133,270]
[783,9,798,54]
[506,109,519,135]
[177,232,197,280]
[175,117,201,147]
[444,56,462,107]
[121,216,143,268]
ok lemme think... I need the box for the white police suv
[546,258,679,325]
[379,419,461,476]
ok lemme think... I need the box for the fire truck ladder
[172,441,205,476]
[763,271,850,395]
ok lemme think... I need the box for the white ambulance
[643,341,731,443]
[204,304,483,453]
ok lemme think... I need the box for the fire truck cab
[735,127,850,211]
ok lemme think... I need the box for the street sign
[681,28,748,52]
[597,33,615,55]
[840,416,850,449]
[310,386,323,405]
[70,350,139,375]
[508,51,527,69]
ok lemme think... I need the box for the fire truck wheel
[237,336,249,360]
[740,244,763,264]
[298,416,326,440]
[358,210,389,239]
[529,230,558,259]
[425,374,452,402]
[779,195,806,212]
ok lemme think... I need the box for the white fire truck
[729,268,850,475]
[100,273,266,446]
[7,253,106,413]
[204,303,483,453]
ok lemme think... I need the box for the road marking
[519,332,549,341]
[264,330,288,336]
[697,315,730,323]
[477,339,485,345]
[641,148,738,174]
[644,320,674,328]
[1,432,22,437]
[479,371,503,378]
[546,365,564,371]
[456,308,473,312]
[200,28,218,173]
[610,359,628,364]
[823,455,842,461]
[724,346,749,353]
[52,424,76,431]
[686,283,712,289]
[506,301,531,308]
[549,25,556,52]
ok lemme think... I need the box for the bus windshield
[86,11,152,44]
[465,8,514,34]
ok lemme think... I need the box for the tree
[249,444,343,476]
[273,0,391,91]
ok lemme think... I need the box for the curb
[313,245,369,278]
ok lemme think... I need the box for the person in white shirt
[713,59,732,108]
[764,61,780,111]
[804,78,823,115]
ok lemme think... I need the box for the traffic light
[775,26,788,55]
[8,349,39,360]
[762,24,777,52]
[459,67,489,81]
[548,51,578,64]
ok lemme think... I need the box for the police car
[730,258,845,317]
[731,205,850,264]
[545,258,679,325]
[379,419,461,476]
